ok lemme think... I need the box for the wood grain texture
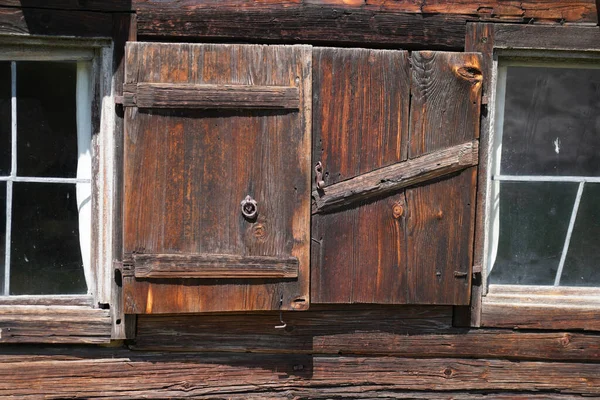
[0,6,113,37]
[0,306,110,344]
[126,253,299,279]
[133,309,600,362]
[123,83,300,109]
[494,23,600,50]
[123,43,311,313]
[3,350,600,397]
[311,47,410,304]
[409,51,483,157]
[134,3,468,50]
[0,1,132,11]
[312,47,409,186]
[405,168,477,305]
[461,22,496,328]
[312,140,479,214]
[481,301,600,330]
[404,51,482,305]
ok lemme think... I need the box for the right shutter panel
[405,51,482,305]
[311,49,482,305]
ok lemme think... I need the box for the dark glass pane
[501,66,600,176]
[0,182,5,292]
[17,62,77,178]
[10,183,86,295]
[0,62,10,176]
[490,182,577,285]
[561,183,600,286]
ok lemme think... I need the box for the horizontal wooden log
[123,83,300,109]
[494,24,600,50]
[127,253,299,279]
[0,1,131,11]
[0,306,111,344]
[0,295,93,307]
[134,4,468,50]
[3,350,600,397]
[0,7,113,37]
[312,140,478,214]
[133,307,600,362]
[481,301,600,331]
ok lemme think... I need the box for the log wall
[1,1,599,398]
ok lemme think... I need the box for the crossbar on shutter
[124,253,299,279]
[123,83,300,109]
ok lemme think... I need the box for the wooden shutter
[121,43,312,314]
[311,49,482,305]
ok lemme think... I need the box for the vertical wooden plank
[458,22,495,326]
[311,48,410,304]
[111,12,136,340]
[406,51,482,305]
[409,51,482,157]
[123,43,311,313]
[312,47,409,186]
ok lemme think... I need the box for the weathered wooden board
[481,301,600,331]
[0,306,111,344]
[311,47,410,304]
[404,51,482,305]
[0,7,114,37]
[111,12,137,340]
[122,83,301,109]
[312,140,478,214]
[0,1,132,11]
[123,43,311,313]
[409,51,483,157]
[134,3,468,49]
[3,350,600,397]
[494,24,600,50]
[132,1,597,49]
[133,308,600,362]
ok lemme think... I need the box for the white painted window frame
[0,35,116,309]
[481,49,600,312]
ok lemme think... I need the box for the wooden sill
[481,285,600,331]
[0,301,111,344]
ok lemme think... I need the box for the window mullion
[554,181,585,286]
[3,61,16,296]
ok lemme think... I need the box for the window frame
[0,35,116,343]
[467,23,600,330]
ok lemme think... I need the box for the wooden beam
[0,7,113,37]
[134,4,468,50]
[134,307,600,362]
[0,1,132,12]
[126,253,299,279]
[494,24,600,51]
[0,306,111,344]
[3,350,600,397]
[123,83,300,109]
[312,140,478,214]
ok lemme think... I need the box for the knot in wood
[253,224,267,239]
[443,367,454,378]
[392,203,404,219]
[560,333,572,347]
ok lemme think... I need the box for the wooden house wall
[1,1,599,398]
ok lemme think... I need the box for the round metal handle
[241,195,258,219]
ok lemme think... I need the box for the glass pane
[0,182,5,292]
[561,183,600,286]
[500,66,600,176]
[17,61,78,178]
[0,62,10,176]
[10,183,86,295]
[490,182,577,285]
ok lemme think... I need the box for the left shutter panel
[122,43,311,314]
